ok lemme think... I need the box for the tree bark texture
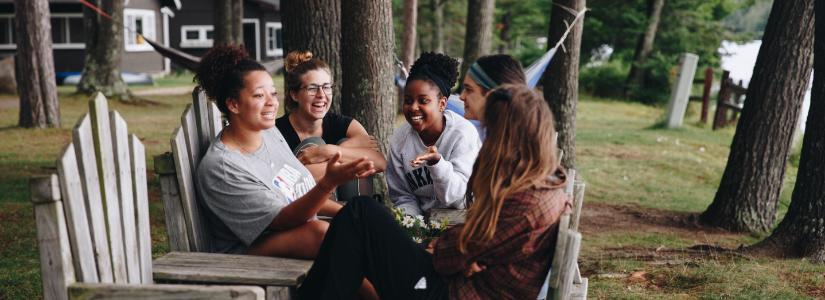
[341,0,396,198]
[498,10,512,54]
[541,0,586,170]
[402,0,418,69]
[700,0,814,233]
[232,0,243,46]
[430,0,445,53]
[214,0,233,46]
[78,0,128,99]
[15,0,59,128]
[749,0,824,262]
[459,0,495,84]
[282,0,342,114]
[625,0,665,96]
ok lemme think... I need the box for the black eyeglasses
[302,84,334,96]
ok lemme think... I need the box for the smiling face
[226,70,279,131]
[403,79,446,135]
[459,76,488,121]
[290,69,332,120]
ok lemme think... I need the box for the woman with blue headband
[460,55,526,124]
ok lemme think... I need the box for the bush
[579,60,629,99]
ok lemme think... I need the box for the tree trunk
[625,0,665,96]
[232,0,243,46]
[401,0,418,69]
[459,0,495,84]
[541,0,585,170]
[498,10,512,54]
[700,0,814,233]
[282,0,342,114]
[214,0,233,46]
[77,0,129,100]
[431,0,444,53]
[748,0,823,262]
[15,0,59,128]
[341,0,396,197]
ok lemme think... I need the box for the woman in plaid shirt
[299,84,570,299]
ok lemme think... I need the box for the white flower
[412,237,423,243]
[402,215,415,228]
[429,220,441,229]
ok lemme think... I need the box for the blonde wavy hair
[458,84,560,253]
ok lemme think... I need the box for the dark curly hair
[475,54,525,92]
[194,45,267,114]
[407,52,460,97]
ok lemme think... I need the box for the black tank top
[275,113,354,151]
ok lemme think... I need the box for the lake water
[719,40,811,134]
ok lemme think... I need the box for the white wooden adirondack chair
[30,93,264,300]
[152,88,312,300]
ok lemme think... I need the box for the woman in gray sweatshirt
[388,53,482,216]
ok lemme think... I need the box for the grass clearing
[0,89,818,298]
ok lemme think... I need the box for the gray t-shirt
[196,127,316,254]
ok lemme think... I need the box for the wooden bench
[153,88,311,300]
[30,93,264,299]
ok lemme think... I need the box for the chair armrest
[68,282,264,300]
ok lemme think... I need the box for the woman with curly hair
[299,84,570,299]
[193,45,376,258]
[387,52,482,216]
[275,51,386,198]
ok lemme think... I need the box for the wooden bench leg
[266,286,297,300]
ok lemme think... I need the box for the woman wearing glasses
[276,51,387,193]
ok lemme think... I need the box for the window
[0,16,14,49]
[124,8,156,52]
[51,14,85,49]
[265,22,282,57]
[180,25,213,48]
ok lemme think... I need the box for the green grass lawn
[0,85,821,299]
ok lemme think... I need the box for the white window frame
[51,13,85,49]
[179,25,213,48]
[123,8,156,52]
[0,15,14,50]
[265,22,282,57]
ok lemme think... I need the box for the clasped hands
[425,238,486,278]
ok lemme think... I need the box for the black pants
[298,197,449,300]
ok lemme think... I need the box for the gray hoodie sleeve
[427,127,480,209]
[387,137,423,216]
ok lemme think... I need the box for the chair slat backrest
[111,111,141,283]
[171,126,207,251]
[89,95,129,283]
[131,135,153,284]
[33,93,154,297]
[555,232,582,300]
[72,113,114,283]
[31,175,76,300]
[569,181,586,232]
[57,143,98,283]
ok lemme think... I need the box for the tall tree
[459,0,495,83]
[15,0,59,128]
[541,0,586,169]
[214,0,243,46]
[78,0,129,100]
[401,0,418,69]
[430,0,445,53]
[624,0,665,96]
[342,0,396,197]
[700,0,814,233]
[748,0,823,262]
[282,0,342,114]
